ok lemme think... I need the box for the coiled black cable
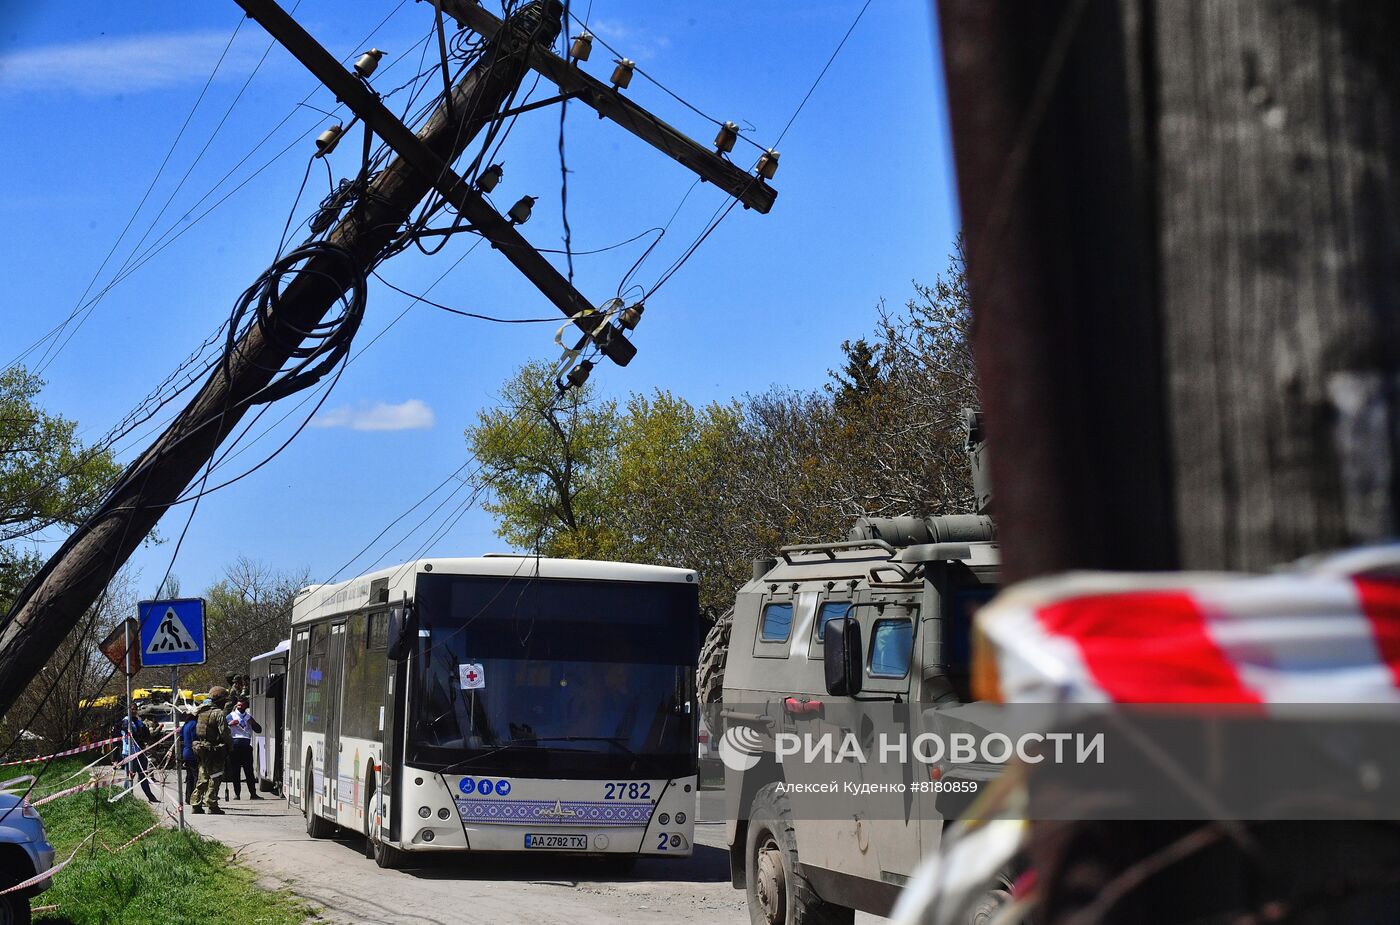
[225,241,367,404]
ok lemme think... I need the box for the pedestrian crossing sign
[138,598,207,666]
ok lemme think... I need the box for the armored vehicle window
[760,602,793,642]
[868,619,913,678]
[815,602,851,642]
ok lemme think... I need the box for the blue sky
[0,1,960,598]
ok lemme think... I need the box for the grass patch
[25,758,313,925]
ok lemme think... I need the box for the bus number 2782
[603,782,651,801]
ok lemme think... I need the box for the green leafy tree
[608,391,744,615]
[467,360,622,559]
[830,337,884,410]
[0,366,121,544]
[465,243,978,616]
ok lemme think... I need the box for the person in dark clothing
[119,705,160,803]
[180,714,199,805]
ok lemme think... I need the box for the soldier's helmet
[208,685,229,703]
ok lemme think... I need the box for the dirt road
[157,783,881,925]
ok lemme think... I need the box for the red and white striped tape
[32,777,101,807]
[113,819,163,853]
[977,544,1400,704]
[0,737,120,767]
[112,730,175,769]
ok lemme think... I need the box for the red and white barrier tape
[113,819,163,853]
[33,777,101,807]
[977,544,1400,704]
[0,832,93,896]
[0,737,120,767]
[112,730,176,770]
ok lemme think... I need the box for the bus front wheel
[745,784,853,925]
[304,764,335,839]
[365,776,404,869]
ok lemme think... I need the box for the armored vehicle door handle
[720,709,774,729]
[784,698,823,717]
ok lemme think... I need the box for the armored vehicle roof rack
[778,538,896,563]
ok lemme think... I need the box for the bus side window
[305,624,329,733]
[367,611,388,650]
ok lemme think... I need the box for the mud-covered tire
[745,783,853,925]
[698,607,734,734]
[304,764,335,839]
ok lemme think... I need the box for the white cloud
[587,19,672,62]
[313,399,436,432]
[0,31,268,97]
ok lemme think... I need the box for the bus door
[323,620,348,820]
[287,630,310,806]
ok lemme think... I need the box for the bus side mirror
[824,617,863,696]
[387,602,417,661]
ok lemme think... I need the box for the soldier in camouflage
[191,685,232,815]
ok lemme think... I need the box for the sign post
[138,598,206,831]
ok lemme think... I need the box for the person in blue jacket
[180,711,199,806]
[119,705,159,803]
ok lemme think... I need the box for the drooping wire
[644,0,874,298]
[7,0,415,378]
[559,0,575,284]
[224,242,368,405]
[564,8,767,154]
[372,272,561,323]
[17,16,247,376]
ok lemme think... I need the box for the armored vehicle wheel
[697,607,733,733]
[969,873,1015,925]
[304,765,336,839]
[745,784,853,925]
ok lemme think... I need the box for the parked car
[0,789,55,925]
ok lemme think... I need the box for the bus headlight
[418,806,431,818]
[675,812,686,824]
[422,829,435,842]
[670,834,682,848]
[437,808,451,820]
[658,813,670,825]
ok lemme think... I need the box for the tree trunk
[0,2,562,721]
[939,1,1400,921]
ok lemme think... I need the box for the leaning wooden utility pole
[0,0,777,722]
[0,3,559,717]
[940,1,1400,922]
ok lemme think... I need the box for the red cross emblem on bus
[461,662,485,689]
[465,668,479,683]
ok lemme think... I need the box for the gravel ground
[155,781,878,925]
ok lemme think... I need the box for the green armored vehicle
[702,412,1006,924]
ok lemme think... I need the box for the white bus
[285,555,702,869]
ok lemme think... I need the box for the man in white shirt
[226,697,262,800]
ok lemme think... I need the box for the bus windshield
[409,572,699,778]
